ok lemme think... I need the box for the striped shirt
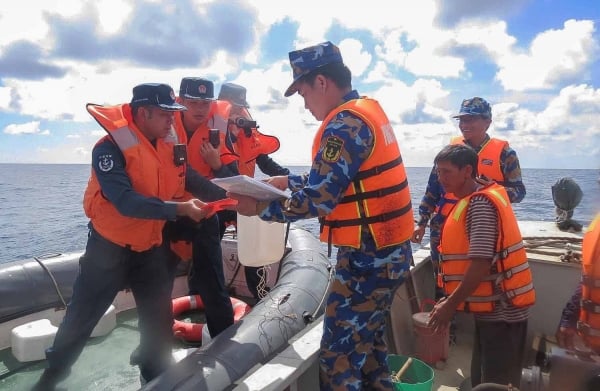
[467,194,529,322]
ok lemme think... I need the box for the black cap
[218,82,249,108]
[179,77,215,100]
[130,83,186,111]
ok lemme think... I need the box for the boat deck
[389,220,584,391]
[433,336,472,391]
[0,309,143,391]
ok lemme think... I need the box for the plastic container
[236,213,285,267]
[90,304,116,337]
[388,354,434,391]
[11,319,58,362]
[412,300,449,365]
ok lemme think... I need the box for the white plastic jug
[236,213,285,267]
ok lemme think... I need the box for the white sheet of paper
[211,175,289,201]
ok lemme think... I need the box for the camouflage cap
[284,41,343,97]
[453,97,492,119]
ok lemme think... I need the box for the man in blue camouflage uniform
[411,97,526,299]
[230,42,414,390]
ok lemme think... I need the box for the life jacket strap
[352,156,402,181]
[578,321,600,337]
[323,201,412,229]
[581,299,600,314]
[503,282,534,300]
[340,179,408,203]
[498,261,530,281]
[442,273,498,282]
[441,242,524,263]
[439,253,468,261]
[465,293,503,303]
[581,275,600,288]
[493,241,525,261]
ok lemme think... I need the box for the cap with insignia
[179,77,215,100]
[130,83,186,111]
[284,41,344,97]
[452,97,492,119]
[218,82,249,108]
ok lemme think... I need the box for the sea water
[0,163,598,264]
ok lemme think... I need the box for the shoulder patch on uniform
[322,136,344,163]
[98,154,114,172]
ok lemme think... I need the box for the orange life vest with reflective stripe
[311,97,413,249]
[439,183,535,312]
[436,137,509,219]
[170,100,236,261]
[452,136,506,180]
[235,129,280,177]
[578,214,600,350]
[173,100,235,180]
[83,103,185,252]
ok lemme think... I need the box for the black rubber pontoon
[142,227,331,391]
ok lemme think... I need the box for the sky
[0,0,599,169]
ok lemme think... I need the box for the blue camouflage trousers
[319,243,411,390]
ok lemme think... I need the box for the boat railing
[232,315,324,390]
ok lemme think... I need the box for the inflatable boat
[0,226,332,391]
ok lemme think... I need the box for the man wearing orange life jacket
[229,41,414,391]
[411,97,526,271]
[218,82,289,178]
[412,97,526,316]
[556,213,600,353]
[167,77,236,339]
[217,82,290,300]
[33,83,212,391]
[427,144,534,389]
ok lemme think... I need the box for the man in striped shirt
[427,144,531,389]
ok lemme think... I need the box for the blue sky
[0,0,598,168]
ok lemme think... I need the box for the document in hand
[211,175,289,201]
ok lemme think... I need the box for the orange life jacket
[170,100,237,261]
[173,100,236,180]
[83,103,185,252]
[439,183,535,312]
[435,137,509,219]
[578,214,600,350]
[311,97,413,250]
[235,129,281,177]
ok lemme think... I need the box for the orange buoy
[172,295,250,342]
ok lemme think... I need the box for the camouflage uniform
[258,90,413,390]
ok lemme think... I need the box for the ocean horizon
[1,163,598,264]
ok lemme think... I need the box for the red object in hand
[202,198,238,217]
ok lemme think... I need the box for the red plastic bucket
[412,299,449,365]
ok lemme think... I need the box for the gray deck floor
[1,310,144,391]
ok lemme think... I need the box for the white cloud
[338,39,372,78]
[0,1,598,169]
[496,20,597,90]
[3,121,50,135]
